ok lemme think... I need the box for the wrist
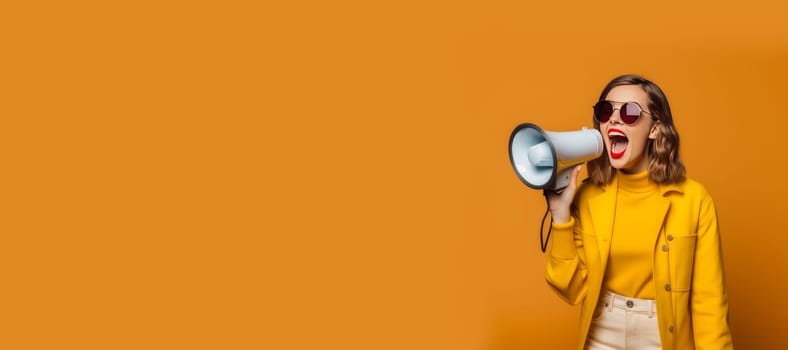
[551,210,570,224]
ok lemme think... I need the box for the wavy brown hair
[587,74,686,185]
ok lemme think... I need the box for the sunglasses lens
[594,101,613,122]
[621,103,641,124]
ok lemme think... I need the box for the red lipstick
[607,128,627,159]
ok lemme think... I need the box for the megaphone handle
[553,168,575,192]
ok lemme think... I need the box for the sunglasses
[593,100,653,124]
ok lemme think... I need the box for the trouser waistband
[599,290,657,318]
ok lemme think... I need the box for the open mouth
[608,128,628,159]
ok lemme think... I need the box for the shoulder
[681,177,708,194]
[665,177,714,201]
[661,177,719,218]
[576,178,605,200]
[572,178,608,211]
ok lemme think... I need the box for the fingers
[555,165,582,223]
[573,165,582,185]
[546,165,583,224]
[562,165,582,198]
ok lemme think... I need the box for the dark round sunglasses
[593,100,653,124]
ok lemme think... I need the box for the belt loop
[648,300,655,318]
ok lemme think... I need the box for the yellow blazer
[546,175,733,350]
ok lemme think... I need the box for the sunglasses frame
[593,100,653,125]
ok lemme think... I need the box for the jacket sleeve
[691,191,734,349]
[545,216,589,305]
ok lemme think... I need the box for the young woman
[545,75,733,349]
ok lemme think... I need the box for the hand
[545,165,582,224]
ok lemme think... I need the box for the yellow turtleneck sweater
[603,170,660,299]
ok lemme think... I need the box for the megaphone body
[509,123,603,191]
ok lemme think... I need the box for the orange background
[3,0,788,349]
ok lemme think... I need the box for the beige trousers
[585,290,662,350]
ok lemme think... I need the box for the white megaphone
[509,123,603,191]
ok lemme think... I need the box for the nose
[608,107,623,125]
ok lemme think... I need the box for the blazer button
[669,325,674,333]
[661,244,669,252]
[665,283,671,291]
[667,234,674,241]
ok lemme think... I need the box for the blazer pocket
[670,233,698,292]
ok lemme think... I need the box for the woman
[545,74,733,349]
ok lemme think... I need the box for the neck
[617,170,657,193]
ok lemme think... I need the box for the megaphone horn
[508,123,603,191]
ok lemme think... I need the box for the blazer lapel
[590,179,617,270]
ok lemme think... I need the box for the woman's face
[600,85,659,174]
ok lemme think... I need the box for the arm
[544,166,588,305]
[545,217,588,305]
[691,191,733,349]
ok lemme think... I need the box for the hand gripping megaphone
[508,123,603,192]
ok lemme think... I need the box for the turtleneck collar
[617,170,658,193]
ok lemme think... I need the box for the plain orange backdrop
[2,0,788,349]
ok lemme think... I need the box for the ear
[648,122,660,140]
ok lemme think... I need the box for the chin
[608,158,628,169]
